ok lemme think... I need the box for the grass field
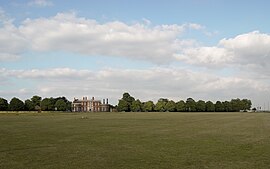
[1,112,270,169]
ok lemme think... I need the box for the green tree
[242,99,252,111]
[9,97,24,111]
[175,100,185,112]
[165,100,176,112]
[186,98,196,112]
[142,101,154,112]
[122,92,135,104]
[158,98,169,103]
[130,99,142,112]
[196,100,206,112]
[231,98,242,112]
[155,101,165,112]
[141,102,146,112]
[54,97,72,111]
[155,98,168,112]
[66,101,72,111]
[41,98,55,111]
[0,98,8,111]
[55,99,67,111]
[31,95,42,107]
[25,99,35,111]
[215,101,224,112]
[118,92,135,111]
[205,101,215,112]
[117,99,129,112]
[223,101,232,112]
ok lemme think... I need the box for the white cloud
[175,46,233,66]
[7,68,93,79]
[28,0,53,7]
[14,12,202,63]
[0,24,27,53]
[0,12,206,63]
[219,31,270,66]
[177,31,270,74]
[0,10,27,62]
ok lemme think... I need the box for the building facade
[72,97,113,112]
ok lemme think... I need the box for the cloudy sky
[0,0,270,108]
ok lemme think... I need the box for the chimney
[103,99,105,104]
[92,97,94,101]
[106,98,108,104]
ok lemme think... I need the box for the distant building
[72,97,114,112]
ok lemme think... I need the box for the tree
[25,99,35,111]
[155,99,167,112]
[0,98,8,111]
[231,98,242,112]
[118,92,135,111]
[158,98,169,103]
[122,92,135,104]
[196,100,206,112]
[142,101,154,112]
[54,96,69,103]
[54,96,72,111]
[66,101,72,111]
[130,99,142,112]
[9,97,24,111]
[242,99,252,111]
[55,99,67,111]
[113,92,253,113]
[117,99,129,112]
[175,100,185,112]
[215,101,224,112]
[186,98,196,112]
[41,98,55,111]
[31,95,42,107]
[223,101,232,112]
[205,101,215,112]
[165,100,176,112]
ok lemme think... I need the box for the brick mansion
[71,97,114,112]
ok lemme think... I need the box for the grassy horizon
[1,112,270,169]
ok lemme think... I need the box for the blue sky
[0,0,270,108]
[2,0,269,45]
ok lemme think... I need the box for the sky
[0,0,270,109]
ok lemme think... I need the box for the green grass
[1,112,270,169]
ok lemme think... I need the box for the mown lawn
[0,112,270,169]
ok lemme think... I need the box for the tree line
[117,93,252,112]
[0,96,71,111]
[0,93,253,112]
